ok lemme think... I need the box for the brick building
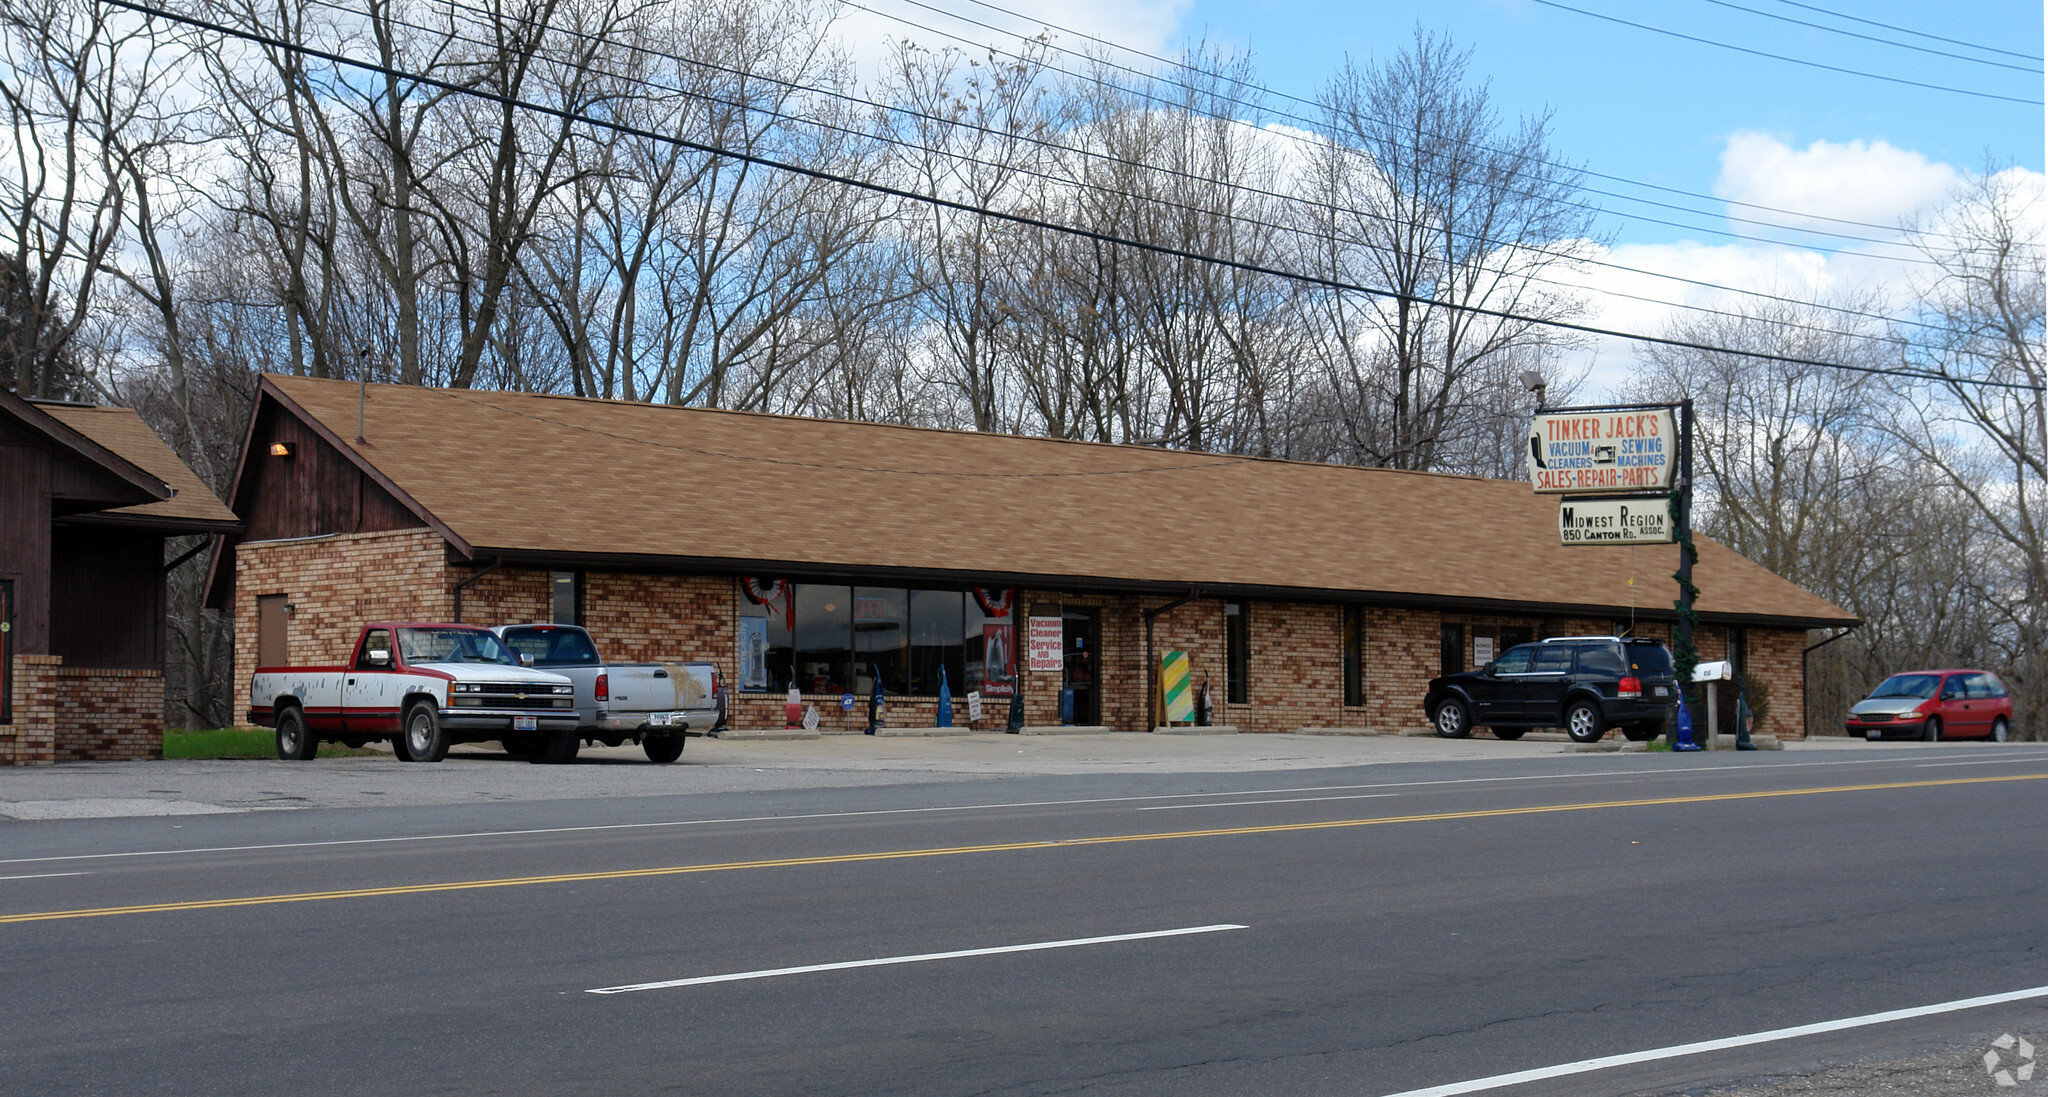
[207,375,1853,740]
[1,389,241,764]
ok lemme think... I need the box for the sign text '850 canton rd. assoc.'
[1526,409,1676,493]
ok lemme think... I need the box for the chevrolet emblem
[516,693,528,701]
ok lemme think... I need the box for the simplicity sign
[1527,409,1676,493]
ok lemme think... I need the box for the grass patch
[163,728,380,760]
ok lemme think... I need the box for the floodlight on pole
[1519,370,1547,409]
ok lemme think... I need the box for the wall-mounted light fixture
[269,441,294,457]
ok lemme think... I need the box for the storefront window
[793,585,852,694]
[1226,602,1248,705]
[1342,605,1364,708]
[551,571,581,625]
[910,589,965,696]
[854,587,909,695]
[967,591,1017,697]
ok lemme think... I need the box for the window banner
[1028,616,1063,672]
[982,623,1016,696]
[737,616,769,691]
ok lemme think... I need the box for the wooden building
[0,390,240,764]
[208,375,1854,741]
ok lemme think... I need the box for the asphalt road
[3,741,2046,1096]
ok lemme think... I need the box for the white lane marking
[587,923,1249,995]
[0,871,89,881]
[1916,757,2048,768]
[9,749,2046,867]
[1374,984,2048,1097]
[1138,793,1399,811]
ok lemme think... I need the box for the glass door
[1062,607,1101,725]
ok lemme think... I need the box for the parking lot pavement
[0,731,1958,819]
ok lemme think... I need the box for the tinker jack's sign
[1527,409,1676,493]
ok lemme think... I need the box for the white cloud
[1714,132,1958,236]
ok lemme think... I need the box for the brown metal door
[257,594,288,669]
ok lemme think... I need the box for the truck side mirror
[520,653,534,666]
[366,649,391,667]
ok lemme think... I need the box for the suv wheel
[1564,700,1606,744]
[1433,698,1472,739]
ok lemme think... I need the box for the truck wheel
[643,735,685,764]
[402,702,450,763]
[275,706,318,761]
[532,730,579,765]
[1564,700,1606,744]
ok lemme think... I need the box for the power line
[100,0,2045,393]
[1693,0,2041,74]
[1765,0,2042,63]
[383,0,1937,345]
[912,0,1986,246]
[1529,0,2043,105]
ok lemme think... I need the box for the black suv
[1424,637,1679,744]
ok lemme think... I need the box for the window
[793,585,853,694]
[551,571,580,625]
[1342,605,1364,707]
[1965,672,2008,699]
[746,583,1006,696]
[1492,645,1534,674]
[910,590,965,696]
[1225,602,1249,705]
[854,587,909,695]
[1728,627,1747,676]
[1576,644,1627,677]
[500,626,599,666]
[1941,675,1966,701]
[355,628,392,669]
[1440,623,1465,676]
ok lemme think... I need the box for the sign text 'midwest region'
[1558,495,1674,546]
[1527,408,1677,493]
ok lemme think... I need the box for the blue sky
[1171,0,2042,246]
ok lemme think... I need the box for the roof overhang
[2,388,172,508]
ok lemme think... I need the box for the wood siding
[49,526,164,667]
[238,406,423,542]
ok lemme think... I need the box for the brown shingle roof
[263,374,1854,627]
[42,405,240,527]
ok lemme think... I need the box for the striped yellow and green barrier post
[1161,650,1193,724]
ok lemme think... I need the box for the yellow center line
[6,772,2044,925]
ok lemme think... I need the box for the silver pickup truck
[492,624,719,764]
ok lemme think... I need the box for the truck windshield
[500,627,600,666]
[397,627,521,666]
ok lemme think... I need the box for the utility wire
[1766,0,2041,63]
[1693,0,2041,74]
[101,0,2045,392]
[370,0,1936,344]
[1529,0,2043,105]
[902,0,1985,246]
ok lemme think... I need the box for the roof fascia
[55,512,244,535]
[260,377,475,559]
[469,547,1859,630]
[2,387,172,505]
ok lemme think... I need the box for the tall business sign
[1529,408,1675,546]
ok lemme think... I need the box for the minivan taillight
[1618,676,1642,699]
[595,672,609,701]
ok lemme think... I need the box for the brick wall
[233,529,450,725]
[1,654,59,764]
[1746,628,1805,739]
[1362,608,1438,733]
[51,665,162,760]
[0,655,161,764]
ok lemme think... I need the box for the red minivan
[1846,669,2016,742]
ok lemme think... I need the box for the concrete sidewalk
[0,731,1928,820]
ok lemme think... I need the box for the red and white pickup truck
[247,622,580,763]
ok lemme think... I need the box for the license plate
[1654,686,1668,697]
[514,716,538,731]
[651,712,675,727]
